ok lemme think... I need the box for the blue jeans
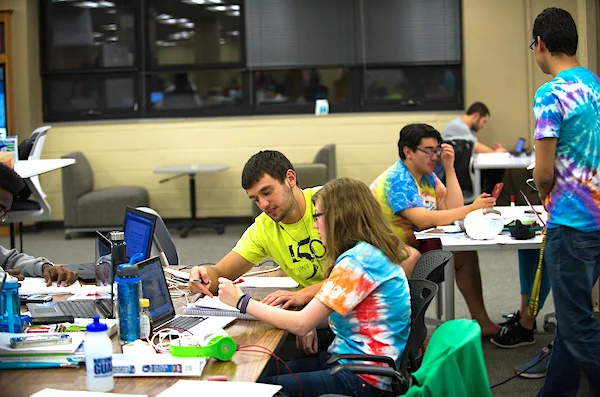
[260,351,393,397]
[537,227,600,397]
[518,249,551,310]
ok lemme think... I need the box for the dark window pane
[48,77,135,113]
[46,0,136,70]
[255,69,349,107]
[364,67,459,105]
[148,1,241,66]
[361,0,461,64]
[148,71,243,110]
[245,0,354,68]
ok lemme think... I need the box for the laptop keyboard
[159,316,208,331]
[56,300,107,318]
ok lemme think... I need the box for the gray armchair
[61,151,150,238]
[252,144,336,218]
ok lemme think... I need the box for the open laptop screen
[123,207,157,261]
[138,256,176,326]
[514,138,526,154]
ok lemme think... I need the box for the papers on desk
[156,380,281,397]
[0,332,84,355]
[0,333,85,369]
[18,278,83,296]
[184,296,258,320]
[31,389,147,397]
[416,225,463,236]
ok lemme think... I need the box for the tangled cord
[237,344,302,397]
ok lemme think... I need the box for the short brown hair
[466,102,490,117]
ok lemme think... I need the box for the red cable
[238,344,303,397]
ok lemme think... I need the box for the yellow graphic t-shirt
[233,187,326,287]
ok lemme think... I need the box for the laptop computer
[137,256,236,334]
[511,137,527,155]
[27,234,116,320]
[64,207,158,281]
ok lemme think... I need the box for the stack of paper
[18,278,83,296]
[156,380,281,397]
[0,332,85,369]
[31,389,147,397]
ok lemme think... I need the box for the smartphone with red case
[491,182,504,199]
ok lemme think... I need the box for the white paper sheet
[18,278,83,296]
[0,332,84,355]
[30,389,147,397]
[155,380,281,397]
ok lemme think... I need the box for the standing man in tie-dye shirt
[371,123,500,336]
[530,8,600,396]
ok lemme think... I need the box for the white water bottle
[85,316,114,392]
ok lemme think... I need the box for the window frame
[39,0,464,122]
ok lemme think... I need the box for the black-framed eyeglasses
[0,209,8,223]
[529,39,537,52]
[416,147,443,158]
[313,212,324,221]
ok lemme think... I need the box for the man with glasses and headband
[189,150,420,357]
[0,163,77,285]
[371,123,502,336]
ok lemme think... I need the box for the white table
[10,158,76,250]
[416,205,546,321]
[154,164,229,237]
[14,158,75,179]
[472,153,535,197]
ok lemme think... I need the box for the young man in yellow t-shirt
[190,150,420,354]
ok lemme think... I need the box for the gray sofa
[61,151,149,238]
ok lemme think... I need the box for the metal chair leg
[19,222,24,252]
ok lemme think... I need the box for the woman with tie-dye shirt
[218,177,418,397]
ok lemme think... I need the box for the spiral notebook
[183,296,258,321]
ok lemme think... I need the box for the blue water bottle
[115,264,141,343]
[0,271,22,333]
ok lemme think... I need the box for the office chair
[325,279,439,396]
[8,126,52,251]
[411,249,453,321]
[136,207,179,266]
[437,140,476,204]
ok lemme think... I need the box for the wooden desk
[0,273,291,396]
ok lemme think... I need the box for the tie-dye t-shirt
[371,160,447,246]
[533,66,600,231]
[315,241,410,391]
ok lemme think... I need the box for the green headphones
[170,333,237,361]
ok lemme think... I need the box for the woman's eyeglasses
[313,212,324,221]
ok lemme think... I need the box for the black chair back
[411,249,453,284]
[445,139,475,193]
[398,279,439,376]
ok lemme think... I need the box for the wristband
[239,294,252,314]
[235,294,246,310]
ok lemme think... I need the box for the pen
[190,279,211,285]
[233,278,244,285]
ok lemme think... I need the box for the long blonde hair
[313,177,410,275]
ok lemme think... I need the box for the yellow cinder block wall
[4,0,596,221]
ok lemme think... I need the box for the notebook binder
[182,307,257,321]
